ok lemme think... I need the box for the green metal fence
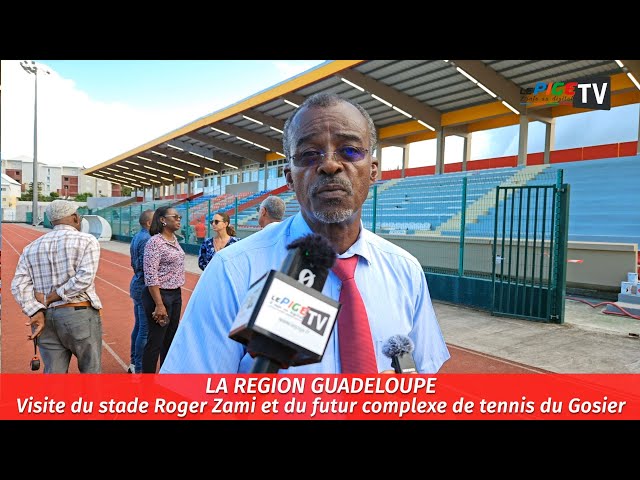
[491,179,570,323]
[358,165,568,322]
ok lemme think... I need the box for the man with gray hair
[11,200,103,373]
[257,195,285,228]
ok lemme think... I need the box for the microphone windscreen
[287,234,336,270]
[382,335,415,358]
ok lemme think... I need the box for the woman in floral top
[141,206,185,373]
[198,212,239,271]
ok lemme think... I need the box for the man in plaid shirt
[11,200,103,373]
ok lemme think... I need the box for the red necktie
[332,255,378,374]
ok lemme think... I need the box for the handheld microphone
[229,234,339,373]
[382,335,418,374]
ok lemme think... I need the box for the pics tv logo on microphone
[269,295,332,335]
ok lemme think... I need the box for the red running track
[1,224,547,374]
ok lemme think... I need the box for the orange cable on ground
[566,296,640,321]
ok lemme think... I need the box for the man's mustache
[309,176,353,196]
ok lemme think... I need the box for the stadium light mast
[20,60,50,226]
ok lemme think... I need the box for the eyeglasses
[211,219,225,225]
[290,146,369,168]
[164,214,182,220]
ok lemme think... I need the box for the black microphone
[229,233,339,373]
[382,335,418,374]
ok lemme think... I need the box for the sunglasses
[211,219,225,225]
[164,214,182,220]
[290,146,369,168]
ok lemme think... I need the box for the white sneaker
[127,363,135,373]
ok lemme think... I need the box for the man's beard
[309,176,355,224]
[313,203,354,224]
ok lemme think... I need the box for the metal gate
[491,177,570,324]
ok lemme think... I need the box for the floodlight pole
[20,60,49,226]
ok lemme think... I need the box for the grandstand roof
[83,60,640,189]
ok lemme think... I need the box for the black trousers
[141,286,182,373]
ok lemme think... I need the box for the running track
[1,224,547,374]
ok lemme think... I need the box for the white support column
[435,128,445,175]
[263,163,268,191]
[462,134,471,172]
[401,146,408,178]
[637,105,640,154]
[517,114,529,166]
[374,146,383,180]
[544,118,556,164]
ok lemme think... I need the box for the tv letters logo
[302,307,331,335]
[572,77,610,110]
[520,76,611,110]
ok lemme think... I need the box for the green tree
[122,186,133,196]
[74,192,93,202]
[19,182,47,201]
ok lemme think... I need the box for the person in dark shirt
[128,209,153,373]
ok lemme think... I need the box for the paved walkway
[96,234,640,374]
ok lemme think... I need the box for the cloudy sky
[1,60,324,168]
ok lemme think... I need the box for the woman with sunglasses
[197,212,239,271]
[141,206,185,373]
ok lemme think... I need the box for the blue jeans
[130,298,149,373]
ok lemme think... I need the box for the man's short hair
[260,195,285,221]
[139,209,154,226]
[282,92,377,161]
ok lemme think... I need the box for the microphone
[229,233,340,373]
[382,335,418,374]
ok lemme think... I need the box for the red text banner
[1,374,638,420]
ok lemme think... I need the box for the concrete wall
[12,201,88,223]
[237,228,637,293]
[226,181,258,195]
[87,196,131,210]
[387,235,637,292]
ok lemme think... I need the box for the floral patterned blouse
[143,234,186,289]
[198,236,239,271]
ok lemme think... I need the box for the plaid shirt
[11,225,102,317]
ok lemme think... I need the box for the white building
[2,173,22,220]
[3,157,118,198]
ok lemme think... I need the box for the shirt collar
[288,212,373,266]
[53,224,78,232]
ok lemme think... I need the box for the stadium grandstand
[32,60,640,322]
